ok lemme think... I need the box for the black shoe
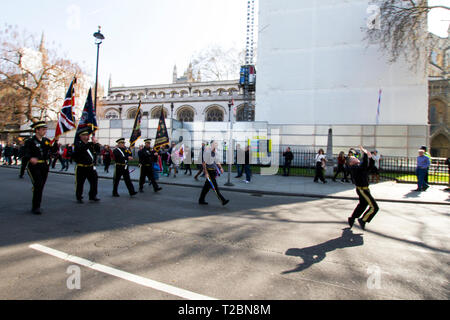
[19,176,24,179]
[32,208,42,215]
[358,218,366,230]
[130,191,138,196]
[112,194,120,197]
[199,201,208,205]
[155,187,162,192]
[89,198,101,202]
[412,189,422,192]
[423,185,429,191]
[139,188,144,193]
[348,217,355,228]
[77,199,84,204]
[222,199,230,206]
[323,181,327,184]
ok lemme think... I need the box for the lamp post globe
[93,26,105,115]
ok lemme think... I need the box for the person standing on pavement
[194,143,206,181]
[414,149,430,192]
[62,144,72,171]
[138,139,162,193]
[101,145,113,173]
[112,138,138,198]
[4,143,13,165]
[198,140,229,206]
[333,151,350,182]
[314,149,327,184]
[347,145,379,231]
[235,143,244,178]
[419,146,431,185]
[283,147,294,177]
[243,145,252,184]
[72,127,101,203]
[23,121,59,215]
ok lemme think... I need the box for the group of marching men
[22,120,230,216]
[23,120,379,231]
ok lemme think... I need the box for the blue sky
[1,0,249,89]
[0,0,448,91]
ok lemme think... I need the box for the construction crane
[239,0,256,122]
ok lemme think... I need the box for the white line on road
[29,244,217,300]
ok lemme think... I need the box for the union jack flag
[53,78,77,142]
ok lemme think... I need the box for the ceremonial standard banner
[153,107,170,152]
[129,101,142,148]
[74,88,98,143]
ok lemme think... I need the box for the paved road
[0,168,448,300]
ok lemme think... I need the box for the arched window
[105,109,120,120]
[236,105,255,122]
[127,108,142,120]
[151,107,168,119]
[177,107,195,122]
[206,107,224,122]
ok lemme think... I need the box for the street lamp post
[93,26,105,115]
[224,100,234,187]
[170,102,174,140]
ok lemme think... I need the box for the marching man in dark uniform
[347,145,379,231]
[138,139,162,193]
[23,121,58,215]
[112,138,137,197]
[198,140,229,206]
[72,127,101,203]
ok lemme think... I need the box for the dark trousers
[416,168,429,190]
[314,162,326,182]
[113,165,136,195]
[283,161,291,176]
[75,165,98,200]
[184,163,192,175]
[139,165,159,191]
[104,159,111,173]
[236,164,243,177]
[51,155,63,169]
[27,163,49,210]
[244,164,252,182]
[334,164,349,181]
[199,169,226,203]
[20,157,29,177]
[351,187,379,223]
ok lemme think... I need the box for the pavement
[4,162,450,205]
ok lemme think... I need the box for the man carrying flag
[53,77,77,143]
[72,127,101,203]
[138,139,162,193]
[72,88,101,204]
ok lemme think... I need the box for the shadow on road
[282,228,364,274]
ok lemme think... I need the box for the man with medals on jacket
[72,127,101,203]
[23,121,59,215]
[112,138,138,197]
[138,138,163,193]
[347,145,380,231]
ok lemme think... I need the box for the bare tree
[365,0,449,66]
[0,25,86,131]
[191,45,246,82]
